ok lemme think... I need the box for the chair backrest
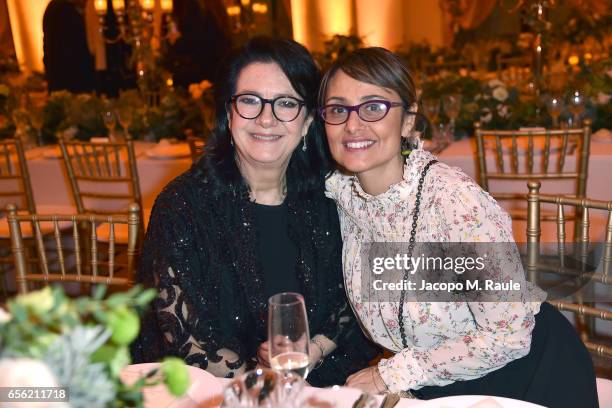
[7,203,140,294]
[526,180,612,359]
[187,135,205,163]
[59,136,143,217]
[0,138,35,214]
[474,121,591,216]
[495,54,531,73]
[422,60,473,77]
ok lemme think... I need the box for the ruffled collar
[348,148,438,202]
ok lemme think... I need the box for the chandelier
[93,0,179,102]
[226,0,269,35]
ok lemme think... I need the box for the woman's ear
[301,114,314,137]
[400,103,419,138]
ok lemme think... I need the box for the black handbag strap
[398,159,438,349]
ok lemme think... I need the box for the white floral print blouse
[325,148,545,393]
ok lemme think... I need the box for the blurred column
[6,0,51,73]
[291,0,445,52]
[355,0,404,49]
[0,0,15,56]
[290,0,354,51]
[403,1,445,47]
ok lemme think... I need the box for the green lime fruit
[162,358,190,396]
[107,307,140,346]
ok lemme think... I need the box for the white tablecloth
[14,141,192,213]
[438,138,612,201]
[437,138,612,242]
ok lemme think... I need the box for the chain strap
[398,159,438,349]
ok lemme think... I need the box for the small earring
[401,134,417,156]
[301,135,307,152]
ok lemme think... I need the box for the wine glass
[545,95,564,128]
[199,103,216,134]
[117,108,133,140]
[568,90,585,128]
[422,99,440,124]
[442,94,462,142]
[268,293,310,379]
[423,99,443,148]
[29,107,45,146]
[102,110,117,141]
[12,108,34,149]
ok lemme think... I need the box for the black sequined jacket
[131,160,380,386]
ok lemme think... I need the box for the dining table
[17,140,192,214]
[120,363,552,408]
[437,136,612,242]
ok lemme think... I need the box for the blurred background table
[19,137,612,243]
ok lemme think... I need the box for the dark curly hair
[200,36,333,198]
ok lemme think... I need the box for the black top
[253,202,300,300]
[131,160,380,386]
[414,303,598,408]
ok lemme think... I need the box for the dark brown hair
[203,36,333,197]
[318,47,418,111]
[318,47,428,150]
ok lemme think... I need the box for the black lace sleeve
[305,196,381,387]
[132,183,247,378]
[316,197,357,344]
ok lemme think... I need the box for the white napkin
[592,128,612,143]
[146,139,190,158]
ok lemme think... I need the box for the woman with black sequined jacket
[130,37,380,386]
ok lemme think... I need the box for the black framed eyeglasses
[230,93,306,122]
[319,100,406,125]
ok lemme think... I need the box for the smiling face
[324,70,414,192]
[229,62,312,175]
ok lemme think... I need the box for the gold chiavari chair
[495,54,531,73]
[475,121,592,239]
[526,181,612,359]
[59,135,146,243]
[0,138,36,298]
[187,135,206,163]
[7,203,140,294]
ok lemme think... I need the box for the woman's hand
[346,366,387,394]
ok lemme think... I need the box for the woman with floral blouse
[319,47,598,407]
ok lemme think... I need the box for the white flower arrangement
[492,86,509,102]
